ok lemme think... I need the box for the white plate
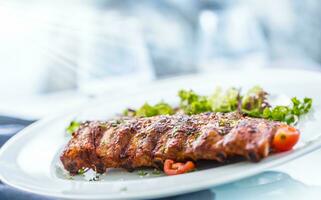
[1,68,321,200]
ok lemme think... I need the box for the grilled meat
[60,112,283,174]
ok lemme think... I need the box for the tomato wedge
[164,159,196,176]
[273,124,300,152]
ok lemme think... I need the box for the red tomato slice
[273,124,300,152]
[164,159,196,176]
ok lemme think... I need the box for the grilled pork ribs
[60,112,282,174]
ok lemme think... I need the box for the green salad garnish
[66,121,81,134]
[241,86,270,117]
[178,90,212,115]
[262,97,312,125]
[124,102,174,117]
[137,170,149,176]
[209,87,239,113]
[124,86,313,125]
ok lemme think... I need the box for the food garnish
[164,159,196,176]
[273,124,300,152]
[262,97,312,125]
[151,169,162,175]
[124,86,312,125]
[137,170,149,177]
[178,89,212,114]
[66,121,80,134]
[124,102,174,117]
[77,168,89,175]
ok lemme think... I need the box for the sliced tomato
[164,159,196,176]
[273,124,300,152]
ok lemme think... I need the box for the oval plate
[1,68,321,199]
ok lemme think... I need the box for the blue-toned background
[1,0,321,199]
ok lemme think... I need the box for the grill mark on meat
[109,123,133,166]
[119,120,137,160]
[84,122,107,173]
[120,120,142,169]
[152,117,172,162]
[143,117,172,167]
[61,112,284,174]
[163,116,186,160]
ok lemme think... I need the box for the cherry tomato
[164,159,196,176]
[273,124,300,152]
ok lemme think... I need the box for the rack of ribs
[60,112,287,174]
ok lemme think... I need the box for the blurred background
[0,0,321,119]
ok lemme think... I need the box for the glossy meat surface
[60,112,281,174]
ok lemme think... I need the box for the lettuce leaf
[208,87,239,113]
[241,86,270,117]
[66,121,80,134]
[178,90,212,114]
[263,97,312,124]
[126,102,174,117]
